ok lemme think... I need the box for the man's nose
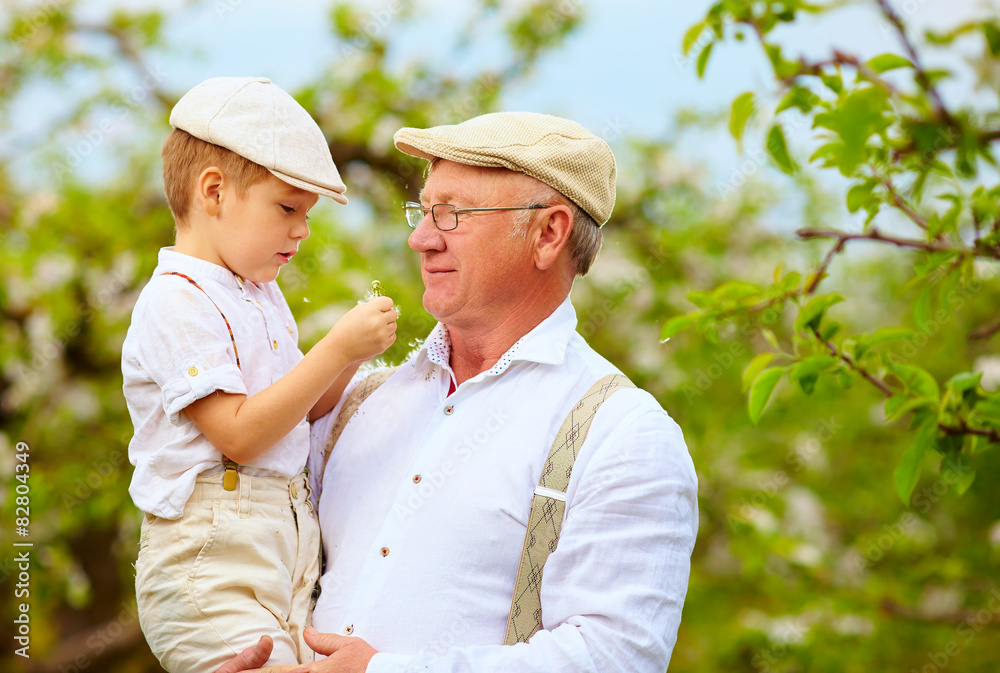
[408,216,444,252]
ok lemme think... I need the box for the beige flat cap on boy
[393,112,616,225]
[170,76,348,204]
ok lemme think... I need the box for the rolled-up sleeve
[133,281,247,423]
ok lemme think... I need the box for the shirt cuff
[161,360,246,423]
[365,652,413,673]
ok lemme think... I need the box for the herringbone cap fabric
[170,76,348,204]
[393,112,616,225]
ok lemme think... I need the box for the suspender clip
[222,459,239,491]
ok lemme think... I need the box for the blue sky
[2,0,991,198]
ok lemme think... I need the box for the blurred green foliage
[1,1,998,671]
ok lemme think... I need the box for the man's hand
[288,627,378,673]
[214,635,274,673]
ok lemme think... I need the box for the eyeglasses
[403,202,549,231]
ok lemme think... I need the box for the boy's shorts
[135,469,321,672]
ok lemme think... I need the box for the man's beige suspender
[321,367,398,475]
[503,373,635,644]
[323,370,635,645]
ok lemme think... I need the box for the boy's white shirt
[122,247,310,519]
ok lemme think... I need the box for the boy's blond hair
[162,128,270,223]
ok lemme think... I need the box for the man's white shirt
[308,298,698,673]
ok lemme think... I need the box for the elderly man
[220,112,698,673]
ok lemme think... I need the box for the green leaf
[682,21,705,55]
[972,392,1000,423]
[866,53,913,73]
[776,86,820,114]
[884,395,934,422]
[712,280,763,302]
[953,467,976,495]
[846,179,877,213]
[660,314,699,341]
[809,141,841,166]
[696,42,714,78]
[934,434,963,454]
[729,92,756,148]
[760,328,783,353]
[983,22,1000,56]
[891,363,940,400]
[795,294,844,332]
[946,371,982,394]
[748,367,786,425]
[819,321,841,341]
[788,355,838,394]
[742,352,776,393]
[866,327,916,348]
[811,87,891,176]
[894,422,934,504]
[766,124,797,174]
[820,72,842,93]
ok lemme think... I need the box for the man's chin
[421,294,454,325]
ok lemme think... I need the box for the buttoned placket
[337,365,456,636]
[236,276,279,352]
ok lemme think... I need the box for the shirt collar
[414,297,577,379]
[154,247,244,291]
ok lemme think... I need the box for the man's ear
[195,167,225,217]
[533,204,574,271]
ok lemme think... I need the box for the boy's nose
[292,219,310,240]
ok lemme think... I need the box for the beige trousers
[135,471,320,672]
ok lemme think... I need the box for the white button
[344,624,353,635]
[444,405,454,415]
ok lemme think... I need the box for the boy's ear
[196,167,225,217]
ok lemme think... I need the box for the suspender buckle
[222,459,239,491]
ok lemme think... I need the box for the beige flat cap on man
[393,112,616,225]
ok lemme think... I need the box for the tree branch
[892,127,1000,161]
[72,21,174,109]
[812,327,894,397]
[875,0,958,130]
[784,50,902,96]
[969,318,1000,341]
[805,236,845,295]
[883,176,927,231]
[881,597,1000,625]
[328,140,422,201]
[797,227,1000,259]
[940,421,1000,443]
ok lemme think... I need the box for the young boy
[121,76,397,672]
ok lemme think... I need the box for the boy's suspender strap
[160,272,241,369]
[504,373,636,646]
[321,367,398,478]
[160,271,241,490]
